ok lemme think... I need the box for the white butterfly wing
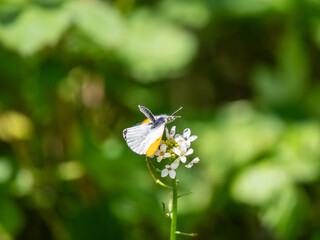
[123,123,165,155]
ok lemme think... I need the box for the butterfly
[123,105,182,157]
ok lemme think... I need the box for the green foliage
[1,0,320,239]
[68,1,126,50]
[158,0,210,29]
[119,9,197,82]
[0,5,71,56]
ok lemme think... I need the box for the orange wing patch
[146,136,162,157]
[141,118,151,124]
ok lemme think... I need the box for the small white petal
[191,157,200,164]
[161,169,169,177]
[169,170,176,179]
[186,148,194,156]
[160,144,167,152]
[164,153,171,158]
[185,157,200,168]
[189,135,198,142]
[185,163,192,168]
[174,135,184,142]
[165,127,170,139]
[172,147,181,156]
[157,156,163,162]
[180,156,186,163]
[170,126,176,137]
[154,149,161,156]
[180,144,187,153]
[183,128,191,139]
[181,141,190,149]
[171,161,179,169]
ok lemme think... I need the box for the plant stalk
[146,157,172,189]
[170,178,178,240]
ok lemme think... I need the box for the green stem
[170,178,178,240]
[175,231,198,237]
[146,157,172,189]
[178,191,193,198]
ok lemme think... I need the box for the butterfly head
[164,106,182,124]
[165,115,179,124]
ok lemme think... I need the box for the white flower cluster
[154,126,199,179]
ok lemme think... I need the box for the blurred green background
[1,0,320,239]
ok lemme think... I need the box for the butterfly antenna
[171,106,183,116]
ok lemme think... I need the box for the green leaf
[68,1,126,50]
[231,161,290,206]
[0,157,13,184]
[274,122,320,183]
[311,17,320,50]
[0,224,12,240]
[253,30,308,107]
[119,9,197,82]
[0,6,71,56]
[221,0,290,15]
[158,0,210,29]
[199,102,284,170]
[0,198,24,235]
[261,187,307,239]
